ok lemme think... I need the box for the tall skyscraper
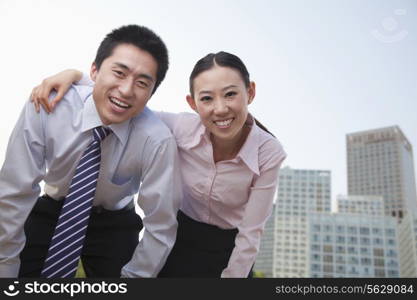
[346,126,417,219]
[398,211,417,277]
[254,204,275,277]
[272,167,331,277]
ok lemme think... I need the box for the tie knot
[93,126,111,142]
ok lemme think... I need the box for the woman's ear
[248,81,256,105]
[90,62,98,82]
[186,95,198,111]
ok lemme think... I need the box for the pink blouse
[156,111,286,277]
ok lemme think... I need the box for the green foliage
[252,271,265,278]
[75,259,86,278]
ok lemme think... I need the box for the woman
[31,51,286,278]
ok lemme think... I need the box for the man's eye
[113,70,124,77]
[137,81,149,88]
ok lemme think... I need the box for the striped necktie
[41,126,111,278]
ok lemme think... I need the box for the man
[0,25,181,278]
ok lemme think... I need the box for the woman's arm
[153,111,182,133]
[31,69,83,113]
[221,140,286,278]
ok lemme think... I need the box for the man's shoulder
[67,84,92,104]
[49,84,92,108]
[40,85,89,122]
[131,107,174,143]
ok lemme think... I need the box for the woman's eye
[225,91,237,97]
[200,96,212,102]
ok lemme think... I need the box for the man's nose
[119,80,134,98]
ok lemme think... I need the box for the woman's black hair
[189,51,275,137]
[189,51,249,96]
[254,118,275,138]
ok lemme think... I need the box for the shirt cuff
[0,262,20,278]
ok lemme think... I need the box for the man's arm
[0,101,46,277]
[121,136,181,277]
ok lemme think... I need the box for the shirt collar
[81,94,130,145]
[185,113,261,175]
[235,114,260,176]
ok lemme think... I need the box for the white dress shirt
[0,85,182,277]
[77,73,287,277]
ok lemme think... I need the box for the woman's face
[187,65,255,144]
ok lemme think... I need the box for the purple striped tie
[41,126,111,278]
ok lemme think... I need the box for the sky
[0,0,416,206]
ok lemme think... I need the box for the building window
[336,246,346,253]
[323,245,333,253]
[336,256,345,264]
[323,264,333,273]
[312,254,320,261]
[347,247,357,254]
[311,244,320,251]
[311,264,321,272]
[323,255,333,263]
[324,235,332,242]
[348,227,357,234]
[349,256,359,264]
[374,238,383,245]
[374,258,385,267]
[375,269,386,277]
[349,237,358,244]
[374,248,384,256]
[336,236,345,243]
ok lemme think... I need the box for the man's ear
[90,62,98,82]
[247,81,256,105]
[186,95,197,111]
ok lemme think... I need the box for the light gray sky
[1,0,416,205]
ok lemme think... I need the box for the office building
[346,126,417,219]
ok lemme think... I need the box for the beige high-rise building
[336,195,384,216]
[254,204,275,277]
[398,211,417,277]
[272,167,332,277]
[346,126,417,219]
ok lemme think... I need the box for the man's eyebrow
[113,62,154,82]
[113,62,130,71]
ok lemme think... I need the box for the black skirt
[158,210,239,278]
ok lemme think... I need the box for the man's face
[90,43,158,125]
